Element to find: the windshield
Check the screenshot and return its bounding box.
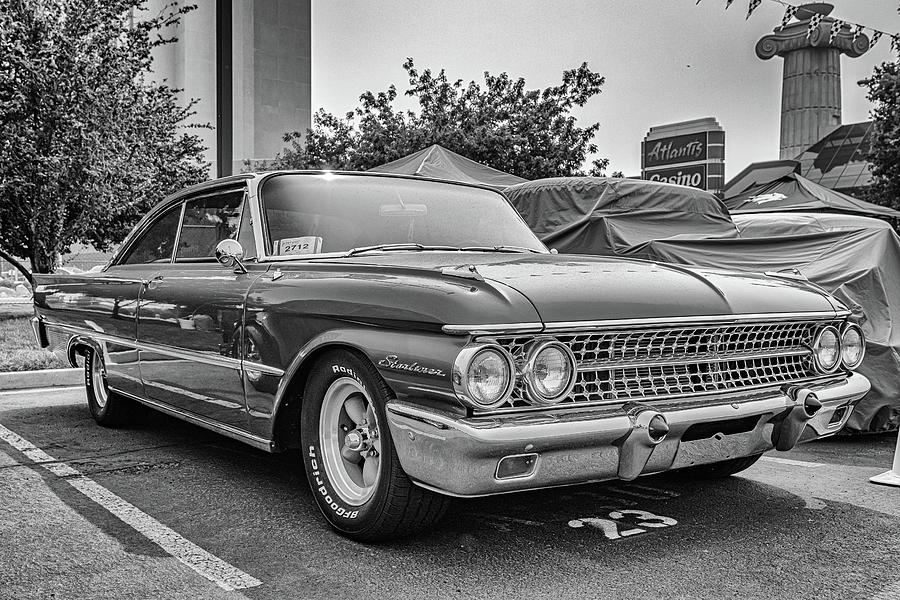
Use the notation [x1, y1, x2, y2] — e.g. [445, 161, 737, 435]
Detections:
[259, 173, 547, 256]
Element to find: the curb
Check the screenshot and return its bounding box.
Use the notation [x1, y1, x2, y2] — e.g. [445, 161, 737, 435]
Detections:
[0, 368, 82, 391]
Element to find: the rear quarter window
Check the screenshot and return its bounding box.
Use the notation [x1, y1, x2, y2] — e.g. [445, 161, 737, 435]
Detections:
[120, 205, 182, 265]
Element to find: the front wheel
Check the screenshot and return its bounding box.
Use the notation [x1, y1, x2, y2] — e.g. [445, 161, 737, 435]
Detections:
[300, 350, 449, 541]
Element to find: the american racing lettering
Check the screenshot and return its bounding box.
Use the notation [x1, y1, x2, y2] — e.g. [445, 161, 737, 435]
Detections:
[378, 354, 446, 377]
[331, 365, 365, 388]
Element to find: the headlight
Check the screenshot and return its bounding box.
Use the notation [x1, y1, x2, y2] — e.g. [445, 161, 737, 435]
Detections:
[812, 326, 841, 373]
[524, 340, 576, 405]
[453, 345, 514, 409]
[840, 323, 865, 370]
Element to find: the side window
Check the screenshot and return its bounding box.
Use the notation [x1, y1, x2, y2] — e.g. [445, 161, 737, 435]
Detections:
[120, 205, 182, 265]
[175, 191, 243, 262]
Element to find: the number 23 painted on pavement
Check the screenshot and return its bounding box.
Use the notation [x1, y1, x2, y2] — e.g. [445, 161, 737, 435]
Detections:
[568, 509, 677, 539]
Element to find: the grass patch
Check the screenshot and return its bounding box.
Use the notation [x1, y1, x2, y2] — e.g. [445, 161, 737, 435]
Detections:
[0, 311, 69, 372]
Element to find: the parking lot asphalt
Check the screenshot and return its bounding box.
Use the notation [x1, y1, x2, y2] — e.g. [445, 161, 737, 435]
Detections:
[1, 387, 898, 600]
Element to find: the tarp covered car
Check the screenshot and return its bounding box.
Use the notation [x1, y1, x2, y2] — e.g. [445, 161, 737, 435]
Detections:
[506, 177, 738, 255]
[506, 178, 900, 433]
[724, 172, 900, 219]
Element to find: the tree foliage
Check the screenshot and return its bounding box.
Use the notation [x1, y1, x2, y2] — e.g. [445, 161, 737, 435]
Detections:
[0, 0, 209, 275]
[861, 54, 900, 210]
[266, 59, 612, 180]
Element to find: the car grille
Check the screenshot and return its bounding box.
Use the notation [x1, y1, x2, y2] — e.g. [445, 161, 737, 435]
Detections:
[489, 320, 837, 412]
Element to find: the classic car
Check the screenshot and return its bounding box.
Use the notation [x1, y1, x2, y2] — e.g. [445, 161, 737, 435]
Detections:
[31, 171, 871, 541]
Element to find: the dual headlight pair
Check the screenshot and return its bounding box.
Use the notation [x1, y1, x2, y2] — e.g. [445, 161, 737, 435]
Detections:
[812, 323, 865, 373]
[453, 339, 576, 410]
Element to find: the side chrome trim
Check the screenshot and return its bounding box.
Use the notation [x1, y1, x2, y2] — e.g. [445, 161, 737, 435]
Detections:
[113, 388, 274, 452]
[442, 322, 544, 335]
[241, 361, 286, 376]
[443, 311, 849, 335]
[43, 321, 286, 377]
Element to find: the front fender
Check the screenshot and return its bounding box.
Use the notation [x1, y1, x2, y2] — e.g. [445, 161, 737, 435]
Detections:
[273, 327, 468, 415]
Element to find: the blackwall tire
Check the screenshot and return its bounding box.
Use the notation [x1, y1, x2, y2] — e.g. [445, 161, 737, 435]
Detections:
[83, 346, 141, 427]
[300, 350, 450, 541]
[681, 453, 764, 479]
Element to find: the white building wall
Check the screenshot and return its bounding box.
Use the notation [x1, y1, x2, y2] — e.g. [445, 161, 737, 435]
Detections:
[141, 0, 311, 177]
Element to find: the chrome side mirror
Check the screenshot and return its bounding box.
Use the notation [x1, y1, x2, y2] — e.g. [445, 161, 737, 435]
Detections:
[215, 239, 247, 274]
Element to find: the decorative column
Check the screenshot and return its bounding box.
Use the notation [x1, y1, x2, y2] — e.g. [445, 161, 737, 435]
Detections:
[756, 3, 870, 159]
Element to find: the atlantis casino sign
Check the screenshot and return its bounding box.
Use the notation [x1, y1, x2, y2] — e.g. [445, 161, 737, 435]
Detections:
[641, 123, 724, 194]
[643, 132, 708, 168]
[646, 164, 706, 188]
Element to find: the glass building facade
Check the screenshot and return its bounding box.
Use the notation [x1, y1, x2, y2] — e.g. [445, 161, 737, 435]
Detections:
[793, 121, 874, 198]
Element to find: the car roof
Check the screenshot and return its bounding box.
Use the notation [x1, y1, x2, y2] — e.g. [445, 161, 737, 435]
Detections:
[162, 170, 504, 205]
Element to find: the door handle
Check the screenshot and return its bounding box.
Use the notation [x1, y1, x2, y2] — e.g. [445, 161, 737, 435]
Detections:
[144, 274, 164, 290]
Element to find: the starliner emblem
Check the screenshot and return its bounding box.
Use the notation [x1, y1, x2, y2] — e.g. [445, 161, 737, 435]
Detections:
[378, 355, 446, 377]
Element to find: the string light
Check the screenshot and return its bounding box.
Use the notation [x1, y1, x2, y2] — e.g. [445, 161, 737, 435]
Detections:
[699, 0, 900, 44]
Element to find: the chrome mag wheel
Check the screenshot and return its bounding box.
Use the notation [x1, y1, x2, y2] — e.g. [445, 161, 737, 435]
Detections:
[319, 377, 383, 506]
[89, 348, 110, 408]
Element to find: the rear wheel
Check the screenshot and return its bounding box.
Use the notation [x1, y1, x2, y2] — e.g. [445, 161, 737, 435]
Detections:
[300, 350, 450, 541]
[83, 346, 141, 427]
[681, 453, 764, 479]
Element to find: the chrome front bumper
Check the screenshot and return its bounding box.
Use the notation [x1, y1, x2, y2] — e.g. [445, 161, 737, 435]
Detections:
[385, 373, 870, 497]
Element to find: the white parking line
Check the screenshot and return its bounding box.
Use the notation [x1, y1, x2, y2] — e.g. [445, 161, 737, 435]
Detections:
[0, 423, 261, 592]
[0, 386, 83, 396]
[759, 456, 824, 468]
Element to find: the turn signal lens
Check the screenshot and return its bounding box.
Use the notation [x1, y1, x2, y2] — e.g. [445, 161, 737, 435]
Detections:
[840, 324, 865, 370]
[466, 348, 512, 407]
[813, 326, 841, 373]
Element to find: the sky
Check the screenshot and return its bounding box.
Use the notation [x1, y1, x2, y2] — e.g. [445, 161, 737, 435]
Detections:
[310, 0, 900, 181]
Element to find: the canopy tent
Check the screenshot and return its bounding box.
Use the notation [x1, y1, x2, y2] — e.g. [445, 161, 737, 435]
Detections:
[724, 172, 900, 219]
[505, 177, 737, 255]
[368, 145, 527, 190]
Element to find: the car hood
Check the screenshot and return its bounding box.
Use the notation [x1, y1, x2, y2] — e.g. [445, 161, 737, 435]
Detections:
[335, 252, 840, 324]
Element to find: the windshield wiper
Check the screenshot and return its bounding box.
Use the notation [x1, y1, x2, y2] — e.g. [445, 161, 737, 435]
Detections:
[458, 245, 544, 254]
[343, 243, 544, 257]
[344, 243, 459, 257]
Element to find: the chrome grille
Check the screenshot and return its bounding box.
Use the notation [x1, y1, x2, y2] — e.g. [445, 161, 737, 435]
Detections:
[493, 320, 836, 412]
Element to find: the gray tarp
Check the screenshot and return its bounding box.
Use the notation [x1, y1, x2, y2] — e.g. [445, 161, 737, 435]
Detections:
[368, 145, 527, 190]
[725, 172, 900, 219]
[506, 177, 737, 255]
[506, 177, 900, 433]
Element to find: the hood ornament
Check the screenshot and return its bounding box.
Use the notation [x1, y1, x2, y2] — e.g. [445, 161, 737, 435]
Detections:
[765, 268, 808, 281]
[440, 264, 484, 282]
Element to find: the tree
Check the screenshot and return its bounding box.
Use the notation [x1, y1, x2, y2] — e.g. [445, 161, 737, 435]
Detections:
[861, 53, 900, 210]
[0, 0, 209, 277]
[266, 59, 612, 180]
